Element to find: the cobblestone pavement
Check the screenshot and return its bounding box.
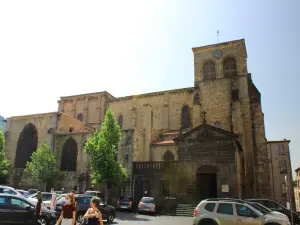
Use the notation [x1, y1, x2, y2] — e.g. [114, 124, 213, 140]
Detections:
[113, 211, 193, 225]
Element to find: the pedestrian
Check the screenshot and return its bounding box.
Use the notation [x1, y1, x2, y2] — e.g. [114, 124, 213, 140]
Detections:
[83, 197, 104, 225]
[55, 193, 76, 225]
[50, 188, 57, 211]
[35, 191, 43, 225]
[71, 190, 77, 208]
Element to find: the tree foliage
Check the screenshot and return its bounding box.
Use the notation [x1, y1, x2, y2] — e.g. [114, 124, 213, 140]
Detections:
[24, 142, 59, 187]
[85, 108, 128, 187]
[0, 131, 9, 184]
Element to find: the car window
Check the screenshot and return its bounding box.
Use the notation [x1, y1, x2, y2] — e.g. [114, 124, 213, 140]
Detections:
[248, 203, 269, 214]
[57, 197, 67, 204]
[265, 201, 282, 210]
[78, 197, 92, 205]
[0, 196, 8, 205]
[42, 194, 52, 201]
[120, 197, 132, 201]
[11, 198, 31, 208]
[217, 203, 233, 215]
[204, 203, 216, 212]
[3, 188, 15, 195]
[141, 198, 154, 203]
[236, 204, 256, 217]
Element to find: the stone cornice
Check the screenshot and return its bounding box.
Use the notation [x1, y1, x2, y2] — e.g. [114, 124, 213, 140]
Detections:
[108, 87, 194, 103]
[8, 112, 57, 120]
[192, 39, 245, 53]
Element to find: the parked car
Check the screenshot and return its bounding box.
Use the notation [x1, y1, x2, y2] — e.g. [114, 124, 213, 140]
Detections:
[0, 193, 56, 225]
[27, 192, 53, 206]
[84, 190, 104, 199]
[193, 199, 290, 225]
[0, 185, 24, 198]
[115, 196, 138, 211]
[28, 189, 38, 195]
[138, 197, 159, 215]
[246, 198, 300, 224]
[54, 194, 116, 223]
[16, 189, 31, 198]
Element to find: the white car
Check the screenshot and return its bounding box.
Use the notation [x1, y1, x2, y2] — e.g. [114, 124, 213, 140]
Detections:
[0, 185, 25, 198]
[27, 192, 53, 206]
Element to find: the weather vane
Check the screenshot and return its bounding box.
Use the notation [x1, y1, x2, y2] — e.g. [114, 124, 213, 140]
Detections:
[217, 30, 220, 43]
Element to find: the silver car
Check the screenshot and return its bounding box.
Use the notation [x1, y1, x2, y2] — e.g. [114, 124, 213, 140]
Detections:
[138, 197, 156, 214]
[193, 199, 290, 225]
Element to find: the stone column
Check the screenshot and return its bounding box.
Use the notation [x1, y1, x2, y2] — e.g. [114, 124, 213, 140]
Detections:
[163, 93, 169, 130]
[83, 97, 88, 123]
[143, 105, 152, 161]
[72, 99, 76, 118]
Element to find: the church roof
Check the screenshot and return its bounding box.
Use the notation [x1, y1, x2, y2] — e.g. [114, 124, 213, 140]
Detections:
[173, 123, 238, 143]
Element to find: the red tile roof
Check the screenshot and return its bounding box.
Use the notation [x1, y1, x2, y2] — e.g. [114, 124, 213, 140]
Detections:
[151, 140, 175, 146]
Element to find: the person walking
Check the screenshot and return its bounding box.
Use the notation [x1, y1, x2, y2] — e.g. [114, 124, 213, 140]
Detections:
[35, 191, 43, 225]
[71, 190, 77, 208]
[55, 193, 76, 225]
[83, 197, 104, 225]
[50, 188, 57, 211]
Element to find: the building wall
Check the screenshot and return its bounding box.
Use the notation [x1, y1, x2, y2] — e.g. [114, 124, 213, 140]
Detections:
[4, 112, 57, 165]
[267, 140, 294, 208]
[150, 145, 178, 161]
[294, 169, 300, 212]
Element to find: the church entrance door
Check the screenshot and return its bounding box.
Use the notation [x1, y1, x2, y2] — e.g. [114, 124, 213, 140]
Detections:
[196, 166, 218, 202]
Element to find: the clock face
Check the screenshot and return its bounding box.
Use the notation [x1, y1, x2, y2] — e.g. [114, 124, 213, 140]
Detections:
[213, 49, 223, 59]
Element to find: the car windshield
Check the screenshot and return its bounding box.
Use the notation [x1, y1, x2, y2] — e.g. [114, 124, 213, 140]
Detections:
[248, 203, 269, 215]
[141, 198, 154, 203]
[120, 197, 132, 201]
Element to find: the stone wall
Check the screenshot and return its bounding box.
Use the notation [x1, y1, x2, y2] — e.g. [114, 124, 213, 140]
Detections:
[150, 145, 178, 161]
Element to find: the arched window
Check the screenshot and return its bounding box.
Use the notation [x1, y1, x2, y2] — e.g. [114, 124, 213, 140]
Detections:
[203, 60, 216, 80]
[181, 105, 190, 129]
[15, 123, 38, 168]
[223, 57, 237, 77]
[77, 113, 83, 121]
[162, 151, 174, 161]
[193, 92, 200, 105]
[61, 137, 78, 171]
[69, 127, 74, 132]
[118, 115, 123, 129]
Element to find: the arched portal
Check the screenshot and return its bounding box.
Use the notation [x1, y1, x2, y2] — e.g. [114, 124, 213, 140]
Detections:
[196, 165, 218, 201]
[61, 137, 78, 171]
[162, 151, 174, 161]
[15, 123, 38, 168]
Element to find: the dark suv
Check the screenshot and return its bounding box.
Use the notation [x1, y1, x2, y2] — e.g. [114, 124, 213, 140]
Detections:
[55, 194, 116, 223]
[0, 194, 55, 225]
[246, 199, 300, 224]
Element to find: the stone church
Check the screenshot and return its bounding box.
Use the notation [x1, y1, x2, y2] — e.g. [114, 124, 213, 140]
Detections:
[4, 39, 271, 203]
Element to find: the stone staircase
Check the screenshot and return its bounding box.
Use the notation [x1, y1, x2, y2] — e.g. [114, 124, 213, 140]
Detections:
[167, 204, 197, 217]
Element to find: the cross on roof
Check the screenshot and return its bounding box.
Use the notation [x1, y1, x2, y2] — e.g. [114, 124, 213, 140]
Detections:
[202, 111, 207, 124]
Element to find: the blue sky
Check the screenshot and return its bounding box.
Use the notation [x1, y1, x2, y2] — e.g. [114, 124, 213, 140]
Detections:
[0, 1, 299, 172]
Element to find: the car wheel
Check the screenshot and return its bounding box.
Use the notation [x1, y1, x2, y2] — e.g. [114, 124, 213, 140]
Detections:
[77, 213, 84, 223]
[38, 217, 48, 225]
[107, 213, 115, 223]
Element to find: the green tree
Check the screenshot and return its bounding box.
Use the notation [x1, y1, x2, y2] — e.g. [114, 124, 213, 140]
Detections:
[85, 108, 128, 199]
[24, 142, 59, 190]
[0, 131, 10, 184]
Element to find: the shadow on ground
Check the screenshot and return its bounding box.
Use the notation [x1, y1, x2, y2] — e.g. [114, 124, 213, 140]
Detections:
[116, 211, 153, 222]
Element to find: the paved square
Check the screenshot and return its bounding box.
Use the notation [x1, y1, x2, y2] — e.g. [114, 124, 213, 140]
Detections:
[114, 212, 193, 225]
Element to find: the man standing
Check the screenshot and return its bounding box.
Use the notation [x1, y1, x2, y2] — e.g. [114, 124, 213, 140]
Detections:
[50, 188, 57, 211]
